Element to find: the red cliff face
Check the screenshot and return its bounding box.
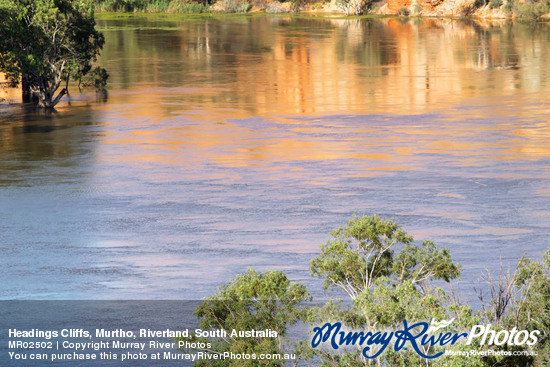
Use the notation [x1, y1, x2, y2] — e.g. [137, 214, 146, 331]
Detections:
[387, 0, 412, 10]
[387, 0, 443, 12]
[419, 0, 444, 11]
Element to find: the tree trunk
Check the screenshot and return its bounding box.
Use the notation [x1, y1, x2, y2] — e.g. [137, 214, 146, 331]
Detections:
[22, 75, 32, 103]
[25, 64, 68, 108]
[36, 88, 66, 108]
[33, 75, 66, 108]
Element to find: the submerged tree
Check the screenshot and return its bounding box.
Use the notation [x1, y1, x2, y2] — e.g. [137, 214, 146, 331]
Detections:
[0, 0, 105, 108]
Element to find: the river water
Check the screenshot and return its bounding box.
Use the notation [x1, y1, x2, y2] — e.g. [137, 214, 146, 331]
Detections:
[1, 15, 549, 301]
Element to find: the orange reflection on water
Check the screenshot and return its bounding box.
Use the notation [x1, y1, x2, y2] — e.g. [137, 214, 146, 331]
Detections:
[4, 17, 550, 172]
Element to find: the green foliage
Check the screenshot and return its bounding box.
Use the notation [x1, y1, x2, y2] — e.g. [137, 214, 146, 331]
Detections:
[89, 0, 550, 17]
[361, 280, 448, 325]
[146, 0, 172, 12]
[216, 0, 251, 12]
[94, 0, 147, 12]
[178, 269, 310, 366]
[457, 2, 477, 16]
[93, 0, 210, 13]
[474, 0, 487, 7]
[514, 0, 550, 21]
[290, 0, 305, 12]
[305, 217, 548, 365]
[80, 66, 109, 90]
[304, 215, 464, 364]
[0, 0, 105, 107]
[185, 216, 549, 366]
[168, 1, 209, 12]
[506, 250, 550, 365]
[503, 0, 514, 13]
[441, 248, 549, 367]
[310, 215, 459, 299]
[310, 215, 411, 294]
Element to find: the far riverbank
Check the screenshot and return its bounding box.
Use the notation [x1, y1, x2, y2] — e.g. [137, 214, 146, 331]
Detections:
[93, 0, 550, 20]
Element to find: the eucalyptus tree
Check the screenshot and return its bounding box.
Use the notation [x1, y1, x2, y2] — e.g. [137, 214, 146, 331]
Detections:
[178, 269, 311, 366]
[305, 215, 463, 365]
[181, 216, 548, 366]
[0, 0, 105, 108]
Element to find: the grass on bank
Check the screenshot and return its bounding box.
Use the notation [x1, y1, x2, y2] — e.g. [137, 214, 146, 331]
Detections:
[93, 0, 266, 13]
[94, 0, 210, 13]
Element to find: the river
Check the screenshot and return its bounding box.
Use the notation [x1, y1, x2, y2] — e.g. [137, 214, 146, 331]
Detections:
[1, 14, 549, 301]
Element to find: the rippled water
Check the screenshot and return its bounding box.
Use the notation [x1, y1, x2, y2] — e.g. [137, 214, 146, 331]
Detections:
[1, 15, 549, 300]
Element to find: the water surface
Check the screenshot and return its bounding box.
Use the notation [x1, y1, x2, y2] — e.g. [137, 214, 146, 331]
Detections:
[1, 15, 549, 300]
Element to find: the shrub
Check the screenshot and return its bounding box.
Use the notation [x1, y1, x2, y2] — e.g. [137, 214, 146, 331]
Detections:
[336, 0, 369, 15]
[217, 0, 251, 12]
[266, 2, 286, 12]
[93, 0, 210, 12]
[312, 2, 324, 9]
[176, 269, 310, 362]
[251, 0, 269, 11]
[291, 0, 305, 11]
[87, 67, 109, 90]
[514, 0, 550, 21]
[397, 5, 410, 15]
[168, 1, 209, 12]
[145, 0, 172, 12]
[504, 0, 513, 13]
[95, 0, 148, 12]
[489, 0, 503, 8]
[457, 1, 477, 16]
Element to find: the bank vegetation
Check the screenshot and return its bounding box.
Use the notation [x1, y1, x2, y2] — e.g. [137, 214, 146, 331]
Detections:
[182, 215, 549, 366]
[92, 0, 550, 19]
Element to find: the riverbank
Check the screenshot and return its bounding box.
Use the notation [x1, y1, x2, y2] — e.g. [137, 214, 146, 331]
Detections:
[93, 0, 550, 20]
[0, 74, 20, 104]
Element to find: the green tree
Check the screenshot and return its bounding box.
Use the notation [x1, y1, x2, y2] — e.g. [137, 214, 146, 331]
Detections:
[476, 248, 550, 367]
[305, 216, 548, 366]
[0, 0, 105, 108]
[183, 216, 548, 366]
[304, 215, 464, 365]
[310, 215, 460, 300]
[178, 269, 311, 366]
